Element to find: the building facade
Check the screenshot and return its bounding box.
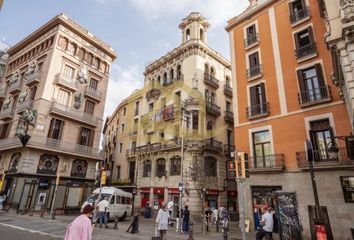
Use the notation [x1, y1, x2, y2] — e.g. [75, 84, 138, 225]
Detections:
[226, 0, 354, 239]
[104, 12, 236, 218]
[0, 14, 116, 214]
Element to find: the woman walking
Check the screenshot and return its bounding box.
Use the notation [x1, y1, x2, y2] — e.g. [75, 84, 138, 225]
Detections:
[64, 204, 94, 240]
[156, 202, 170, 240]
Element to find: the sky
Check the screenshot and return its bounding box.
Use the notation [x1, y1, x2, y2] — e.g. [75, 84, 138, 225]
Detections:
[0, 0, 249, 119]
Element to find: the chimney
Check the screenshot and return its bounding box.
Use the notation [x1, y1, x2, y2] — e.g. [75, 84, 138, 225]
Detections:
[249, 0, 257, 6]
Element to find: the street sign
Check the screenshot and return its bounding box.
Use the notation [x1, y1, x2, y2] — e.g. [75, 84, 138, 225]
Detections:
[178, 182, 183, 191]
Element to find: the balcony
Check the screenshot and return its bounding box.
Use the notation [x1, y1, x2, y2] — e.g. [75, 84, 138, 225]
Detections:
[16, 100, 33, 113]
[224, 110, 234, 124]
[0, 137, 21, 151]
[204, 138, 223, 152]
[224, 144, 235, 156]
[295, 42, 317, 60]
[129, 128, 138, 136]
[246, 65, 263, 80]
[296, 147, 354, 169]
[0, 108, 15, 120]
[0, 88, 6, 99]
[55, 74, 78, 91]
[204, 73, 219, 88]
[298, 85, 331, 107]
[224, 84, 233, 97]
[146, 88, 161, 101]
[126, 149, 137, 157]
[290, 7, 310, 24]
[244, 33, 260, 48]
[206, 102, 221, 117]
[246, 102, 269, 119]
[50, 102, 99, 127]
[26, 71, 41, 86]
[8, 80, 23, 94]
[84, 86, 103, 102]
[135, 139, 181, 155]
[249, 154, 285, 172]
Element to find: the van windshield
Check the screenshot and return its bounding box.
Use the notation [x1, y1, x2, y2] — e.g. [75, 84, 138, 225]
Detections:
[87, 194, 111, 203]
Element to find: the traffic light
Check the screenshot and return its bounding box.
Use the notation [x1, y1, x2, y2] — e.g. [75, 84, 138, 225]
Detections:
[227, 160, 236, 179]
[238, 152, 250, 178]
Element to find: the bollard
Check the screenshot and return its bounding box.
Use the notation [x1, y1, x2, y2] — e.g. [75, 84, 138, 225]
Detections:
[188, 222, 194, 240]
[223, 226, 228, 240]
[51, 208, 56, 219]
[114, 216, 119, 229]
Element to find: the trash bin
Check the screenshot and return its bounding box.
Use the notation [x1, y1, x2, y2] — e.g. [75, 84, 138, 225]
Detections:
[144, 207, 151, 218]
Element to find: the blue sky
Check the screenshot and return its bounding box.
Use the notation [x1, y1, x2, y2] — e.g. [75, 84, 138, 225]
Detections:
[0, 0, 248, 118]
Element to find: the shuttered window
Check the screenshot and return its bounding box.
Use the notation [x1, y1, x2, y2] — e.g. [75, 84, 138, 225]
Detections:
[0, 123, 10, 139]
[249, 83, 267, 117]
[48, 118, 64, 140]
[78, 127, 94, 147]
[84, 100, 95, 115]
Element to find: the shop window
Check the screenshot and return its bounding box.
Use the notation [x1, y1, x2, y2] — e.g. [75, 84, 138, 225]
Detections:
[143, 160, 152, 177]
[170, 156, 181, 176]
[156, 158, 166, 178]
[47, 118, 64, 140]
[71, 159, 88, 178]
[340, 176, 354, 203]
[37, 154, 59, 175]
[205, 156, 217, 177]
[294, 27, 317, 59]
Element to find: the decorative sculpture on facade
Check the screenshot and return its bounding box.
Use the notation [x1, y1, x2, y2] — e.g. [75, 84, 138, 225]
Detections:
[74, 93, 83, 109]
[8, 152, 21, 173]
[15, 108, 38, 137]
[77, 67, 89, 84]
[18, 88, 29, 104]
[2, 96, 12, 109]
[25, 62, 36, 77]
[9, 72, 19, 86]
[340, 0, 354, 23]
[71, 159, 88, 178]
[37, 154, 59, 175]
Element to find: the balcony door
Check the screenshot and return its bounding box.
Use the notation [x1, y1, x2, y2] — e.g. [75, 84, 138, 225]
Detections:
[309, 119, 334, 161]
[250, 83, 266, 116]
[62, 65, 74, 82]
[253, 130, 272, 167]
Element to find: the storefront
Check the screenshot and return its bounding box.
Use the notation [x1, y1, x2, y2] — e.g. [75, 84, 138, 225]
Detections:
[153, 187, 164, 209]
[205, 189, 219, 209]
[140, 187, 150, 208]
[168, 188, 180, 218]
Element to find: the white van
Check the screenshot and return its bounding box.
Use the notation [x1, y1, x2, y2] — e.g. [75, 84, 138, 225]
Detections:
[81, 187, 133, 221]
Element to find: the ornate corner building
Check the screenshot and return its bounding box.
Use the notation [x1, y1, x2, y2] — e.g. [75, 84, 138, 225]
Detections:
[226, 0, 353, 239]
[0, 14, 116, 213]
[104, 12, 236, 217]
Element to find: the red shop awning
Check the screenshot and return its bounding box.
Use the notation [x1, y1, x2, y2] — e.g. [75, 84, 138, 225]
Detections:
[140, 187, 150, 193]
[153, 188, 164, 194]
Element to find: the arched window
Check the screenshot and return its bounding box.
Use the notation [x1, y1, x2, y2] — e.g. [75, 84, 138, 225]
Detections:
[200, 28, 204, 41]
[186, 29, 191, 41]
[204, 64, 209, 76]
[163, 72, 167, 85]
[225, 76, 231, 87]
[170, 156, 181, 176]
[143, 160, 152, 177]
[205, 156, 217, 177]
[157, 76, 161, 85]
[71, 159, 88, 178]
[177, 65, 182, 80]
[170, 69, 174, 82]
[156, 158, 166, 178]
[205, 90, 210, 103]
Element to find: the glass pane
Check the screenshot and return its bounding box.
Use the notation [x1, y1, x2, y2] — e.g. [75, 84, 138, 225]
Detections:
[253, 131, 270, 144]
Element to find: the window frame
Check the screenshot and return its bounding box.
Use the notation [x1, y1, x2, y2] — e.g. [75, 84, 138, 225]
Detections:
[340, 176, 354, 203]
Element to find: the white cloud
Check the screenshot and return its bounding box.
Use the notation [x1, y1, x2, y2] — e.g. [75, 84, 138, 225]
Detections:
[125, 0, 248, 27]
[103, 63, 143, 119]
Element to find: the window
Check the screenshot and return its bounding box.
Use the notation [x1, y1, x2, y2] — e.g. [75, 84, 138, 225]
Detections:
[200, 28, 204, 41]
[57, 89, 70, 106]
[226, 101, 231, 111]
[48, 118, 64, 140]
[252, 130, 273, 167]
[121, 124, 125, 133]
[294, 27, 316, 59]
[61, 65, 74, 82]
[245, 24, 258, 47]
[143, 160, 152, 177]
[89, 78, 98, 90]
[160, 132, 164, 141]
[149, 103, 154, 112]
[132, 141, 137, 152]
[110, 195, 115, 204]
[78, 127, 93, 147]
[289, 0, 309, 24]
[156, 158, 166, 178]
[205, 156, 217, 177]
[177, 65, 182, 80]
[192, 110, 199, 130]
[135, 101, 139, 116]
[248, 83, 268, 117]
[225, 76, 231, 87]
[297, 64, 328, 105]
[341, 177, 354, 203]
[29, 86, 37, 100]
[123, 107, 126, 116]
[309, 119, 334, 161]
[170, 156, 181, 176]
[84, 100, 95, 115]
[119, 143, 123, 153]
[129, 161, 135, 183]
[247, 52, 261, 78]
[116, 166, 121, 180]
[186, 29, 190, 41]
[0, 123, 10, 139]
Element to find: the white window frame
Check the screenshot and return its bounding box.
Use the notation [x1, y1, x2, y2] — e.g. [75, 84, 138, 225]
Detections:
[248, 125, 275, 159]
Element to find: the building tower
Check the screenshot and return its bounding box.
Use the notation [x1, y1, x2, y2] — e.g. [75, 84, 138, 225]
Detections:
[179, 12, 210, 44]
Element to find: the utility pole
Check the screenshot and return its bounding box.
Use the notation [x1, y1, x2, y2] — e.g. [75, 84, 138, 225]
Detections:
[236, 152, 249, 240]
[50, 174, 60, 218]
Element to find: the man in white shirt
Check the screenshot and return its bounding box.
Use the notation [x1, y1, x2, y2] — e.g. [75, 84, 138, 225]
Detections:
[97, 197, 109, 228]
[256, 206, 274, 240]
[156, 202, 170, 240]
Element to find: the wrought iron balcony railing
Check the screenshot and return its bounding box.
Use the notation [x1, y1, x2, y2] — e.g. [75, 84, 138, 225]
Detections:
[204, 138, 223, 152]
[206, 102, 221, 116]
[55, 74, 78, 91]
[246, 64, 263, 79]
[224, 84, 233, 97]
[249, 154, 285, 170]
[224, 110, 234, 124]
[244, 33, 260, 48]
[295, 42, 317, 59]
[246, 102, 269, 119]
[298, 85, 331, 106]
[289, 7, 310, 24]
[204, 73, 219, 88]
[84, 86, 103, 102]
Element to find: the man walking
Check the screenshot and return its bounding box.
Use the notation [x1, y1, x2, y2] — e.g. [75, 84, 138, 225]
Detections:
[182, 205, 190, 233]
[96, 197, 109, 228]
[156, 201, 170, 240]
[256, 206, 274, 240]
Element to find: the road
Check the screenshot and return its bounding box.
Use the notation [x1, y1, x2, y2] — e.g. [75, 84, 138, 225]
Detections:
[0, 224, 61, 240]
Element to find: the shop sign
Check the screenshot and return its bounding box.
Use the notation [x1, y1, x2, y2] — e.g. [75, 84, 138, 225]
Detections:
[153, 188, 164, 194]
[206, 189, 219, 195]
[140, 187, 150, 193]
[168, 188, 180, 194]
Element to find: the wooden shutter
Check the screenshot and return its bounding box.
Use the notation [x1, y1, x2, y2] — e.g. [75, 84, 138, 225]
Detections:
[294, 32, 300, 49]
[260, 83, 267, 104]
[297, 69, 306, 102]
[48, 118, 54, 138]
[308, 26, 315, 43]
[315, 64, 325, 87]
[250, 86, 257, 106]
[58, 121, 64, 140]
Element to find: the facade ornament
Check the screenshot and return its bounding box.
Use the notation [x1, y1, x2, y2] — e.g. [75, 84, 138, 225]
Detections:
[37, 154, 59, 175]
[192, 72, 198, 89]
[2, 96, 12, 109]
[74, 93, 83, 109]
[9, 72, 19, 86]
[18, 88, 29, 104]
[71, 159, 88, 178]
[345, 29, 354, 43]
[25, 62, 36, 77]
[77, 67, 89, 84]
[340, 0, 354, 23]
[15, 108, 38, 137]
[8, 152, 21, 173]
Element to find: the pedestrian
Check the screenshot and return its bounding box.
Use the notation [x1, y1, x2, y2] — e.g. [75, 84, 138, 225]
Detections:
[127, 209, 140, 234]
[204, 207, 212, 232]
[64, 204, 94, 240]
[256, 206, 274, 240]
[182, 205, 190, 233]
[96, 196, 109, 228]
[212, 207, 218, 225]
[167, 199, 173, 225]
[156, 201, 170, 240]
[221, 207, 229, 231]
[175, 204, 180, 232]
[0, 192, 6, 211]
